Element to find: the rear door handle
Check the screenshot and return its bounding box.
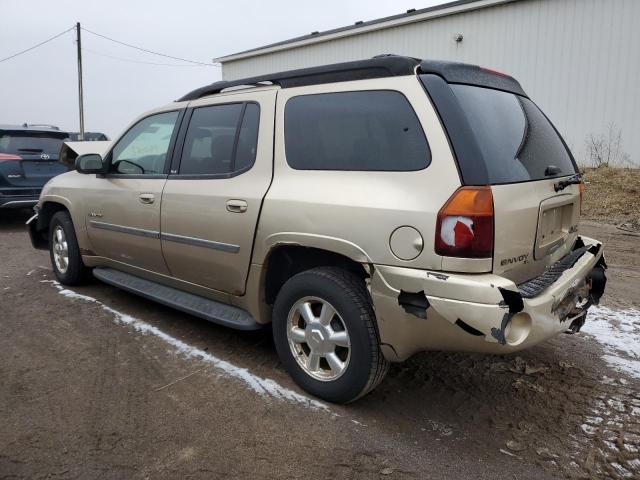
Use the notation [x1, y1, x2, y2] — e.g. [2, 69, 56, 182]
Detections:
[139, 193, 155, 204]
[226, 199, 247, 213]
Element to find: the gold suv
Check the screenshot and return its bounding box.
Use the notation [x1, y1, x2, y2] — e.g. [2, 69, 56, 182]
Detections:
[28, 56, 607, 403]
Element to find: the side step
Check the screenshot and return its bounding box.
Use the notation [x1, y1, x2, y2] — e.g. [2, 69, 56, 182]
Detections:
[93, 267, 262, 331]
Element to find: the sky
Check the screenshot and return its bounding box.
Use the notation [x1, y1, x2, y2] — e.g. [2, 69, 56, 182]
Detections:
[0, 0, 445, 138]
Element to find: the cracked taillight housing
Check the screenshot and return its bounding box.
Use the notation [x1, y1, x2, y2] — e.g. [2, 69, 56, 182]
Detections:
[435, 186, 494, 258]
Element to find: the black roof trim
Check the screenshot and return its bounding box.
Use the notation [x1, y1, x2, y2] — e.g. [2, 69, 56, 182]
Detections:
[178, 55, 420, 101]
[419, 60, 526, 96]
[217, 0, 488, 60]
[178, 56, 528, 102]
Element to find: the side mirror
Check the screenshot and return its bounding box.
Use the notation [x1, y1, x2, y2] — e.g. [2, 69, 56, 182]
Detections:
[75, 154, 105, 174]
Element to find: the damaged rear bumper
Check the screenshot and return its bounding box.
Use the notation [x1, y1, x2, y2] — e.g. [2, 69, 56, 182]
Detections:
[370, 236, 606, 362]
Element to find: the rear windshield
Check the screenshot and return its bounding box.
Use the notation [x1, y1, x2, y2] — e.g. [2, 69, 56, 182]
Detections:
[0, 131, 69, 156]
[449, 84, 576, 184]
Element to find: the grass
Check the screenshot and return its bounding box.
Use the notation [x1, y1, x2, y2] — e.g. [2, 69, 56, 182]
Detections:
[580, 165, 640, 229]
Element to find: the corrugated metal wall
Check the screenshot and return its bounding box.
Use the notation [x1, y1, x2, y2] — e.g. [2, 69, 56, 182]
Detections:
[221, 0, 640, 166]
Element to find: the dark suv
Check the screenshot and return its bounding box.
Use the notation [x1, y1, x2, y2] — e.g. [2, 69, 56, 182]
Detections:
[0, 124, 70, 209]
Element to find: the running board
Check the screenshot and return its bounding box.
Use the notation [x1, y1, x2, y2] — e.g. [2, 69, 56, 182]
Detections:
[93, 267, 262, 331]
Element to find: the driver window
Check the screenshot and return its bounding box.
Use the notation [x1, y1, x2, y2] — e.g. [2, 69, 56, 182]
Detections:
[110, 111, 179, 175]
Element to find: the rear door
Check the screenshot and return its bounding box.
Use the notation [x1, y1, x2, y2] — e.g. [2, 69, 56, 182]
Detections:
[0, 130, 69, 188]
[85, 110, 181, 274]
[422, 76, 581, 284]
[160, 89, 276, 295]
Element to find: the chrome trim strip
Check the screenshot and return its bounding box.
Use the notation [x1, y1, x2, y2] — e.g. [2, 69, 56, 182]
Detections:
[26, 213, 38, 225]
[89, 221, 160, 239]
[0, 200, 38, 208]
[161, 232, 240, 253]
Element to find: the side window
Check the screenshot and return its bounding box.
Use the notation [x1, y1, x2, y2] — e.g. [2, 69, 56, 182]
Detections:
[284, 91, 430, 171]
[110, 111, 179, 175]
[179, 102, 260, 175]
[235, 104, 260, 171]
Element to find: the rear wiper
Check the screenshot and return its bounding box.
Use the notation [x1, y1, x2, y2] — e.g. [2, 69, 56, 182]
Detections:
[18, 148, 43, 153]
[554, 173, 582, 192]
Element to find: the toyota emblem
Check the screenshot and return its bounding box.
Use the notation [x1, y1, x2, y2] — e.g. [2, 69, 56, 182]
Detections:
[40, 153, 50, 160]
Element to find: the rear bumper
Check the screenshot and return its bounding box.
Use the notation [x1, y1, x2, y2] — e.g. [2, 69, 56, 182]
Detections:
[0, 196, 39, 209]
[370, 236, 606, 361]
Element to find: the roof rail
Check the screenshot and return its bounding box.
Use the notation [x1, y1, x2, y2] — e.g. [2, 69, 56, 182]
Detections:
[178, 55, 526, 102]
[178, 55, 420, 101]
[21, 123, 60, 130]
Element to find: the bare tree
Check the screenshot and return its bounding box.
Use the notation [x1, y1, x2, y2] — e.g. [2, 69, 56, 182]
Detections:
[585, 123, 634, 168]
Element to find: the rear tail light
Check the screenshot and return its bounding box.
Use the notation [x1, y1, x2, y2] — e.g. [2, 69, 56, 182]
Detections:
[579, 182, 585, 215]
[0, 153, 22, 162]
[435, 186, 494, 258]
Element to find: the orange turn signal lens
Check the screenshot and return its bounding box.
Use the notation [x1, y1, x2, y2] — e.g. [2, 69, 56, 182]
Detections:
[438, 185, 494, 216]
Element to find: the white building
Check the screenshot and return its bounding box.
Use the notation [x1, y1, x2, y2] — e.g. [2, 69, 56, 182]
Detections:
[216, 0, 639, 166]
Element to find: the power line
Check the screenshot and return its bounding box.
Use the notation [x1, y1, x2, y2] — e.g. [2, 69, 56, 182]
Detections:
[82, 47, 217, 67]
[81, 26, 216, 66]
[0, 26, 75, 63]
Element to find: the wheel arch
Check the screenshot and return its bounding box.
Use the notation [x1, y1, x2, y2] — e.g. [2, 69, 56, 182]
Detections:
[262, 243, 371, 306]
[37, 200, 70, 231]
[35, 198, 92, 255]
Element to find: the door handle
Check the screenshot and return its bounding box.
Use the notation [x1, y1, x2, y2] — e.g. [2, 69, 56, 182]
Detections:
[226, 199, 247, 213]
[139, 193, 155, 204]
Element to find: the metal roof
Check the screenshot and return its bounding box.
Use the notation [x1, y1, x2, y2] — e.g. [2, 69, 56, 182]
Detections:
[215, 0, 516, 63]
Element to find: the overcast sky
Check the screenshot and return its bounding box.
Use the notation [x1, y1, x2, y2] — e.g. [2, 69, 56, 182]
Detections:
[1, 0, 445, 138]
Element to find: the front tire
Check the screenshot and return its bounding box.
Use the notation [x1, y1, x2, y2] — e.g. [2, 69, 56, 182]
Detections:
[49, 210, 90, 285]
[272, 267, 389, 403]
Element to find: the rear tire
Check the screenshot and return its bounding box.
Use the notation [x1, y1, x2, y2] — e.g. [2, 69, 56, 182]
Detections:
[49, 210, 90, 285]
[272, 267, 389, 403]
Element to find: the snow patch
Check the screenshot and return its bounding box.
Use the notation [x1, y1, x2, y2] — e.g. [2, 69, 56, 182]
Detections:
[41, 280, 329, 412]
[582, 305, 640, 379]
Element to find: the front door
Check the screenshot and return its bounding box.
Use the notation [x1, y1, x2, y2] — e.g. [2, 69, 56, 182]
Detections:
[160, 90, 275, 295]
[85, 110, 181, 274]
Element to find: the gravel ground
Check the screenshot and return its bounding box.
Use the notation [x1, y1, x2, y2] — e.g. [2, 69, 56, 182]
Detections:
[1, 209, 638, 479]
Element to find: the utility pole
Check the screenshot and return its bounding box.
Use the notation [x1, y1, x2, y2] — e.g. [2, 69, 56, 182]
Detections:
[76, 22, 85, 141]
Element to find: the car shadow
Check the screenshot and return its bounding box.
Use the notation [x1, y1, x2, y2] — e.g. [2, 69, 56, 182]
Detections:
[0, 208, 33, 233]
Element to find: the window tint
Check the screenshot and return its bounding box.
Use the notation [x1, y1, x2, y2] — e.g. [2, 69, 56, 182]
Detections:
[0, 131, 69, 156]
[235, 104, 260, 171]
[449, 84, 576, 183]
[111, 111, 179, 175]
[179, 103, 260, 175]
[284, 91, 430, 171]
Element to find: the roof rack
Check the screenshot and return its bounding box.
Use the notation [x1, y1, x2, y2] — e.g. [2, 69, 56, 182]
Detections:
[21, 123, 60, 130]
[178, 54, 526, 102]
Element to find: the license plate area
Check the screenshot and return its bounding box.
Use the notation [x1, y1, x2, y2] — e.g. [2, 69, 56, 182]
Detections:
[23, 161, 65, 177]
[535, 196, 578, 260]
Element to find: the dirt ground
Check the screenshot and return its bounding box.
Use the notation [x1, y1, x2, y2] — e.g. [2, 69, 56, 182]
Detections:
[1, 208, 639, 479]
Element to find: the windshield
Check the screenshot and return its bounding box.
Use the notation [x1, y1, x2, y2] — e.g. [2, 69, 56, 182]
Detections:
[449, 84, 576, 184]
[0, 131, 69, 156]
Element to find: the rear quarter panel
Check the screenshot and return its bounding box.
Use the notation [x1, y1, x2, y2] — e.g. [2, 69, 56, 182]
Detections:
[254, 76, 465, 271]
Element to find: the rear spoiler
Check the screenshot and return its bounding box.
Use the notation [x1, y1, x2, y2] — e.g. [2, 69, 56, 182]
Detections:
[59, 140, 111, 167]
[419, 60, 527, 97]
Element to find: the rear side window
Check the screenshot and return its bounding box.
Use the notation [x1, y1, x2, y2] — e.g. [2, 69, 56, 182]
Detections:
[0, 131, 69, 156]
[284, 91, 430, 171]
[179, 102, 260, 176]
[449, 84, 576, 183]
